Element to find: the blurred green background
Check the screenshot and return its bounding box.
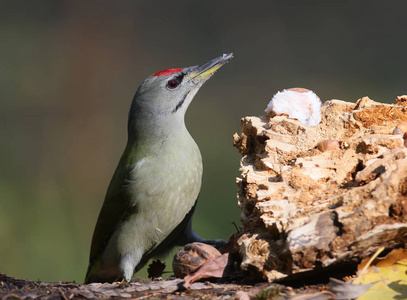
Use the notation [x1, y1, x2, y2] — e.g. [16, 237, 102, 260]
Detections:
[1, 1, 406, 283]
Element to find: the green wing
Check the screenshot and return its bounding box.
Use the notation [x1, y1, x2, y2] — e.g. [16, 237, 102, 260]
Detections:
[88, 147, 138, 266]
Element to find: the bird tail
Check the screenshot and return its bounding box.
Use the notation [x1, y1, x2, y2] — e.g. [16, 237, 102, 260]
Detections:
[84, 262, 94, 284]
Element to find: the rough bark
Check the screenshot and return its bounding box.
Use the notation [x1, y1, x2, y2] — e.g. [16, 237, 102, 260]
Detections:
[233, 96, 407, 282]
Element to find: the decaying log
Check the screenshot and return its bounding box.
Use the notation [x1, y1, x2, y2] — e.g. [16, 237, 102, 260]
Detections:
[233, 96, 407, 282]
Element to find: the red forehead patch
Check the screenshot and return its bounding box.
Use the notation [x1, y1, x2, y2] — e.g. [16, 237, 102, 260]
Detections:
[151, 68, 182, 77]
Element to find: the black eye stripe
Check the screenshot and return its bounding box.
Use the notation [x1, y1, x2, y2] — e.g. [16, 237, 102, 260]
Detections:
[172, 92, 188, 113]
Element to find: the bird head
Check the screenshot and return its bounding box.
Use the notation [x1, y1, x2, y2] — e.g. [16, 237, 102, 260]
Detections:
[128, 53, 233, 135]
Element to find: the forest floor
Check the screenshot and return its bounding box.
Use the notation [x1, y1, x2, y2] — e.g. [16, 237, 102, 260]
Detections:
[0, 273, 331, 300]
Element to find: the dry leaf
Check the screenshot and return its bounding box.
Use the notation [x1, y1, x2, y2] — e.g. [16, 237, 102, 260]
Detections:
[328, 277, 376, 299]
[352, 249, 407, 300]
[147, 260, 166, 279]
[358, 248, 407, 271]
[182, 253, 232, 288]
[172, 242, 221, 278]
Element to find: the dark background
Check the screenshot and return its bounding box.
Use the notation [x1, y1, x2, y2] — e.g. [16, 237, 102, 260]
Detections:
[1, 1, 406, 282]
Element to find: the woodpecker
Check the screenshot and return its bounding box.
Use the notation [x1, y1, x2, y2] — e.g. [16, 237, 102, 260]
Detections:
[85, 53, 233, 283]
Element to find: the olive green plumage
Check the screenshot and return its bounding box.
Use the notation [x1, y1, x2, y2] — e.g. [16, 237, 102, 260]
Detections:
[85, 54, 233, 283]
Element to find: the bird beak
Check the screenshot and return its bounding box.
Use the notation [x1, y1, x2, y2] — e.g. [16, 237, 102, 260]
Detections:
[189, 53, 234, 80]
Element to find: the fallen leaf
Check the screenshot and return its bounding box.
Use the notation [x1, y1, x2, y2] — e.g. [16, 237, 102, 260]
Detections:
[172, 242, 221, 278]
[358, 248, 407, 271]
[328, 277, 376, 299]
[348, 248, 407, 299]
[353, 259, 407, 299]
[182, 253, 232, 288]
[147, 260, 166, 279]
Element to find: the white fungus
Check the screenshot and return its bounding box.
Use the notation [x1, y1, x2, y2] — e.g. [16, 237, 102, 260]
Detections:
[265, 88, 322, 127]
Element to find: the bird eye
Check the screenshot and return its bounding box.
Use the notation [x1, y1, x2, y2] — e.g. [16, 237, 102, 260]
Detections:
[167, 79, 179, 89]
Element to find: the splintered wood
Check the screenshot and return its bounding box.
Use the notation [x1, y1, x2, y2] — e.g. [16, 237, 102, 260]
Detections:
[233, 96, 407, 282]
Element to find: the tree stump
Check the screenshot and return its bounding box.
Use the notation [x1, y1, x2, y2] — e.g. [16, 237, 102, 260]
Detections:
[233, 96, 407, 282]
